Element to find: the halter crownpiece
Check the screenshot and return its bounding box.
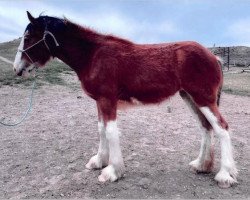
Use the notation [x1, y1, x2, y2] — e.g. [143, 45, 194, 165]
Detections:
[44, 31, 59, 47]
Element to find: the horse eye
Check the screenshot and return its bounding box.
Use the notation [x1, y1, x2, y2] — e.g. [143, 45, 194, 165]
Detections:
[24, 37, 30, 42]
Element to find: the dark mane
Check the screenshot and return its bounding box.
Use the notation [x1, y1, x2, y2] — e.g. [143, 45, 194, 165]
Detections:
[104, 35, 134, 45]
[35, 15, 133, 46]
[64, 19, 104, 42]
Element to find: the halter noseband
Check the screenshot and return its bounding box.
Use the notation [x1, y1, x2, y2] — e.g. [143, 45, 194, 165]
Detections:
[18, 30, 59, 64]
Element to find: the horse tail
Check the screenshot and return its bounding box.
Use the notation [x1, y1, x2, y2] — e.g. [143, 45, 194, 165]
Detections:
[216, 56, 223, 71]
[216, 56, 223, 106]
[217, 85, 222, 106]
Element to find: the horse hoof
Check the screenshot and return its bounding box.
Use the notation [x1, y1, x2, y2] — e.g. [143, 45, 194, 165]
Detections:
[85, 155, 102, 170]
[189, 159, 213, 173]
[189, 159, 202, 173]
[218, 181, 231, 189]
[215, 169, 237, 189]
[98, 165, 118, 182]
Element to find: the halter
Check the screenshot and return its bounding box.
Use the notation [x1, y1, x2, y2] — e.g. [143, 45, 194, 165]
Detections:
[18, 30, 60, 64]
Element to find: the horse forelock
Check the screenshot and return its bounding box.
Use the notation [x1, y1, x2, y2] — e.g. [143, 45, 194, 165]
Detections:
[25, 15, 66, 35]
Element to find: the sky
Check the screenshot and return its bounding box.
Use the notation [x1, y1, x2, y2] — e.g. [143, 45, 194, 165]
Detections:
[0, 0, 250, 47]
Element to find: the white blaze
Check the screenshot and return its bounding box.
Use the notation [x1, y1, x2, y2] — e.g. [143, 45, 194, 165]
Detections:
[13, 35, 25, 71]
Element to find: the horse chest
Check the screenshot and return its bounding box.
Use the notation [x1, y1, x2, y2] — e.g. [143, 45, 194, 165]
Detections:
[80, 80, 98, 99]
[80, 77, 113, 100]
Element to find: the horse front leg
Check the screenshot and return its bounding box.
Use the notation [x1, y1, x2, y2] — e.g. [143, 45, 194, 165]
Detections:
[97, 98, 125, 182]
[86, 102, 109, 169]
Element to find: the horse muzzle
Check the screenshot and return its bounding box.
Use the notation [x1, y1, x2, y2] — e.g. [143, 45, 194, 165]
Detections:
[16, 68, 24, 76]
[13, 60, 31, 77]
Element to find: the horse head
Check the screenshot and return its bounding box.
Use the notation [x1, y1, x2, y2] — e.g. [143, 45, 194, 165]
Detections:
[13, 11, 64, 77]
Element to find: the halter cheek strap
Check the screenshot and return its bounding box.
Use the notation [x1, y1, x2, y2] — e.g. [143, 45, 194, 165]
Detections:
[43, 30, 59, 57]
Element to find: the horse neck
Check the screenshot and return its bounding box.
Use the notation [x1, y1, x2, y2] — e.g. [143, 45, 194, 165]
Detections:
[55, 28, 102, 75]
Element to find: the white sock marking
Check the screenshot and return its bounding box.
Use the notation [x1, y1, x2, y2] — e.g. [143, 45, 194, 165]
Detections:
[106, 120, 123, 165]
[182, 98, 213, 169]
[96, 120, 124, 182]
[197, 129, 213, 162]
[97, 120, 109, 160]
[199, 106, 237, 184]
[86, 120, 109, 169]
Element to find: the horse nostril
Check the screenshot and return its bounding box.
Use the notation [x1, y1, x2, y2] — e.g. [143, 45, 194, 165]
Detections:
[17, 72, 22, 76]
[17, 69, 24, 76]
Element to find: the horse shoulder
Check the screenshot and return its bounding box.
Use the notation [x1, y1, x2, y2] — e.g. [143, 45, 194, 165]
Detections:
[81, 45, 124, 99]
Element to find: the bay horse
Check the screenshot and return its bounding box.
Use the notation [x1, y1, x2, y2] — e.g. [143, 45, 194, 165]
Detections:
[13, 11, 237, 188]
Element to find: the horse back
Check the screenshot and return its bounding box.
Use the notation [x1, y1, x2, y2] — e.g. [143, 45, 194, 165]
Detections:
[82, 40, 221, 105]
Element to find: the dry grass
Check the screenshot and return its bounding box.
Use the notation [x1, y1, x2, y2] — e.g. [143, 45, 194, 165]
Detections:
[223, 69, 250, 96]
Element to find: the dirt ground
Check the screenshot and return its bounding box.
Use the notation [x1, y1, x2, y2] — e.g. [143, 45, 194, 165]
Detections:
[0, 78, 249, 199]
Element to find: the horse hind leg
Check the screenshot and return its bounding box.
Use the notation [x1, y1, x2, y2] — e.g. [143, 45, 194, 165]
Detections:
[199, 105, 237, 188]
[180, 91, 214, 173]
[183, 88, 238, 188]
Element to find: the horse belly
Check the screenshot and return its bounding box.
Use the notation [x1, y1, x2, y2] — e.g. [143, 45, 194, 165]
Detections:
[118, 80, 179, 109]
[128, 72, 180, 104]
[117, 98, 143, 110]
[135, 86, 178, 104]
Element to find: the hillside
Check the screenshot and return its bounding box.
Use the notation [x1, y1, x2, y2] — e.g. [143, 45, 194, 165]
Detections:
[0, 38, 73, 87]
[209, 46, 250, 67]
[0, 38, 21, 61]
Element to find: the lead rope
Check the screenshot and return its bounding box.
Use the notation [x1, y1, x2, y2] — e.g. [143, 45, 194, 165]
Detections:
[0, 78, 36, 127]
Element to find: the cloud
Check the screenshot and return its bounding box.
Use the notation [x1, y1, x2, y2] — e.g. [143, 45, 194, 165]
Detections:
[0, 1, 179, 43]
[227, 19, 250, 46]
[0, 1, 56, 41]
[75, 12, 179, 44]
[1, 0, 250, 46]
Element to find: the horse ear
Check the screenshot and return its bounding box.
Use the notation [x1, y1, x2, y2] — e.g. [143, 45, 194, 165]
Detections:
[27, 11, 36, 24]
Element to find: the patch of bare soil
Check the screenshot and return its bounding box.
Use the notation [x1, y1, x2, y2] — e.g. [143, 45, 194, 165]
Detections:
[0, 82, 249, 199]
